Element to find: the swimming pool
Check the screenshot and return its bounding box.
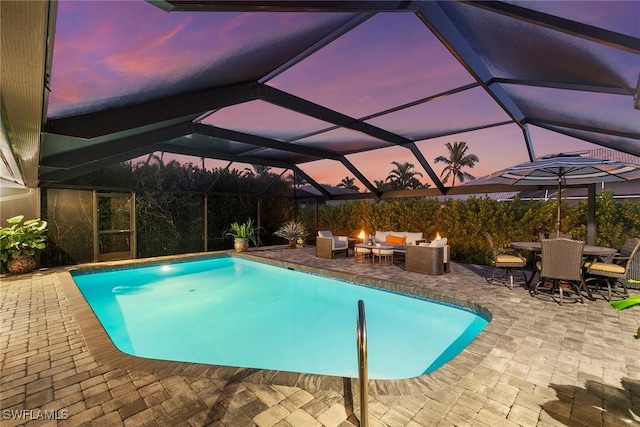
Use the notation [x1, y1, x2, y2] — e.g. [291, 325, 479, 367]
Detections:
[71, 256, 488, 380]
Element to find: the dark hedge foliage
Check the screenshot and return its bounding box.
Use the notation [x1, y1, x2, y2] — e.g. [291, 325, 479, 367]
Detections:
[298, 191, 640, 265]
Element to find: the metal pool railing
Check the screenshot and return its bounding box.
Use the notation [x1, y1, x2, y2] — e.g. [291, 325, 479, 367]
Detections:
[357, 299, 369, 427]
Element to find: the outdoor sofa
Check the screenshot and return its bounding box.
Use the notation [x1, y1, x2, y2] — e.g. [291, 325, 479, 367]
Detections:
[374, 231, 450, 273]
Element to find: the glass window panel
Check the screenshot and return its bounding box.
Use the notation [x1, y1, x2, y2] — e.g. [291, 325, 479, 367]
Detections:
[415, 124, 530, 181]
[201, 101, 332, 141]
[366, 87, 512, 140]
[270, 12, 475, 118]
[292, 127, 392, 153]
[345, 145, 433, 188]
[440, 2, 639, 88]
[49, 1, 356, 118]
[504, 1, 640, 38]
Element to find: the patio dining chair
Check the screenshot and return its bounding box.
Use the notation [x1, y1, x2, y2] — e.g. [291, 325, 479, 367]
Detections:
[531, 238, 586, 305]
[484, 232, 527, 289]
[585, 237, 640, 301]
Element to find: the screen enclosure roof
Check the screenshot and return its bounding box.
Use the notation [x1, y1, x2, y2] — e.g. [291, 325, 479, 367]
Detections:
[3, 0, 639, 199]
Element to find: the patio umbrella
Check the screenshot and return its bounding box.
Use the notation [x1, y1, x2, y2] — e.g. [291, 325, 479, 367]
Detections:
[482, 154, 640, 237]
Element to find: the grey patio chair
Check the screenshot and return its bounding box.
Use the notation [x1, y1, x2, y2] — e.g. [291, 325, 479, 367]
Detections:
[531, 238, 586, 305]
[316, 230, 349, 259]
[484, 232, 527, 289]
[585, 237, 640, 301]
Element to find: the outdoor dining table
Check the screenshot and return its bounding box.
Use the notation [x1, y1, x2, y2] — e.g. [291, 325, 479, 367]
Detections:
[509, 241, 618, 289]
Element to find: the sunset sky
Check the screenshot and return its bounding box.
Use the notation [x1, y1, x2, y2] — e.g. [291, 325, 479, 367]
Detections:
[47, 1, 638, 189]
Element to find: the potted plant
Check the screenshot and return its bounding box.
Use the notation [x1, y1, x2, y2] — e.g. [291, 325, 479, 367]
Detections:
[274, 220, 306, 248]
[0, 215, 48, 274]
[225, 218, 257, 252]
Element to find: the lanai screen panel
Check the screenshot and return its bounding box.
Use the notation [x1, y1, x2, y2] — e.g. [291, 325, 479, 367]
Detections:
[201, 101, 334, 142]
[346, 145, 433, 188]
[269, 12, 476, 119]
[504, 86, 640, 136]
[366, 86, 513, 141]
[440, 1, 638, 87]
[504, 0, 640, 38]
[292, 127, 393, 154]
[48, 1, 358, 118]
[415, 124, 530, 180]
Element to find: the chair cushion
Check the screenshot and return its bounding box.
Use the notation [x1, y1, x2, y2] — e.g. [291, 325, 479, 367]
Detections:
[318, 231, 333, 238]
[333, 237, 348, 249]
[404, 232, 423, 245]
[372, 248, 394, 255]
[588, 262, 625, 274]
[496, 254, 525, 265]
[355, 247, 371, 253]
[375, 231, 390, 243]
[429, 237, 448, 247]
[386, 235, 406, 245]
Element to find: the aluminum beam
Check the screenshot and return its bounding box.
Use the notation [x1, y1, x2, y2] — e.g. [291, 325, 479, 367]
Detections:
[463, 1, 640, 54]
[40, 123, 189, 168]
[44, 82, 259, 138]
[149, 1, 414, 13]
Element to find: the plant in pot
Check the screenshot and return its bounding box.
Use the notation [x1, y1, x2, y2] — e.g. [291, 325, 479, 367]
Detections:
[0, 215, 48, 274]
[225, 218, 257, 252]
[274, 220, 306, 248]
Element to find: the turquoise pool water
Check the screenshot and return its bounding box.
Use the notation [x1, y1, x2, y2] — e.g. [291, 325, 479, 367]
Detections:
[71, 257, 488, 380]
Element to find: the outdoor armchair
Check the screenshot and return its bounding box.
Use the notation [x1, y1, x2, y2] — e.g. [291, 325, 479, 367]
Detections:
[316, 231, 349, 259]
[585, 237, 640, 301]
[484, 232, 527, 289]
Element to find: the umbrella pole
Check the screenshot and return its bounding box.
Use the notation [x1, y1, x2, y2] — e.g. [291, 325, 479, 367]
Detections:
[556, 175, 562, 238]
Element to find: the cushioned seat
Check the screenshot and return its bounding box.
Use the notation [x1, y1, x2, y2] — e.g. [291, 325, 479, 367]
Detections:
[371, 247, 394, 265]
[585, 237, 639, 301]
[316, 230, 349, 259]
[485, 232, 527, 289]
[354, 246, 372, 262]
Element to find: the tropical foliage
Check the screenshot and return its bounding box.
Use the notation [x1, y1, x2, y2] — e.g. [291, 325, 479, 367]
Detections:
[378, 161, 427, 190]
[0, 215, 48, 262]
[274, 220, 307, 245]
[337, 176, 360, 192]
[226, 218, 258, 246]
[434, 141, 479, 186]
[298, 190, 640, 265]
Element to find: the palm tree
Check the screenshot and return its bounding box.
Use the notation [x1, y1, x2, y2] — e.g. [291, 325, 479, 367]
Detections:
[243, 164, 272, 177]
[336, 176, 359, 192]
[286, 172, 307, 188]
[434, 141, 479, 187]
[385, 161, 424, 190]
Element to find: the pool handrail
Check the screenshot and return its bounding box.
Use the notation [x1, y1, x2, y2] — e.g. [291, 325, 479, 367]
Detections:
[357, 299, 369, 427]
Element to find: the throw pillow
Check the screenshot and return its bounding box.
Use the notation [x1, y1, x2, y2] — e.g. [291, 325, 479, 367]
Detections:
[386, 235, 406, 245]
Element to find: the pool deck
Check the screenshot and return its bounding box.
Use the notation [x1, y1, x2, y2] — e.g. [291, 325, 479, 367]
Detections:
[1, 246, 639, 426]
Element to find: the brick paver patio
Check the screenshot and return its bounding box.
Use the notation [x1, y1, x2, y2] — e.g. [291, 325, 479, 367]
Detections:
[1, 246, 639, 426]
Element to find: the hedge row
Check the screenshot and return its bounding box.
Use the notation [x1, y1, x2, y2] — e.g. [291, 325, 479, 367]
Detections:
[297, 191, 640, 265]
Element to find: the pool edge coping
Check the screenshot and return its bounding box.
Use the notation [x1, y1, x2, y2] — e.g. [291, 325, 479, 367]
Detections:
[59, 250, 503, 396]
